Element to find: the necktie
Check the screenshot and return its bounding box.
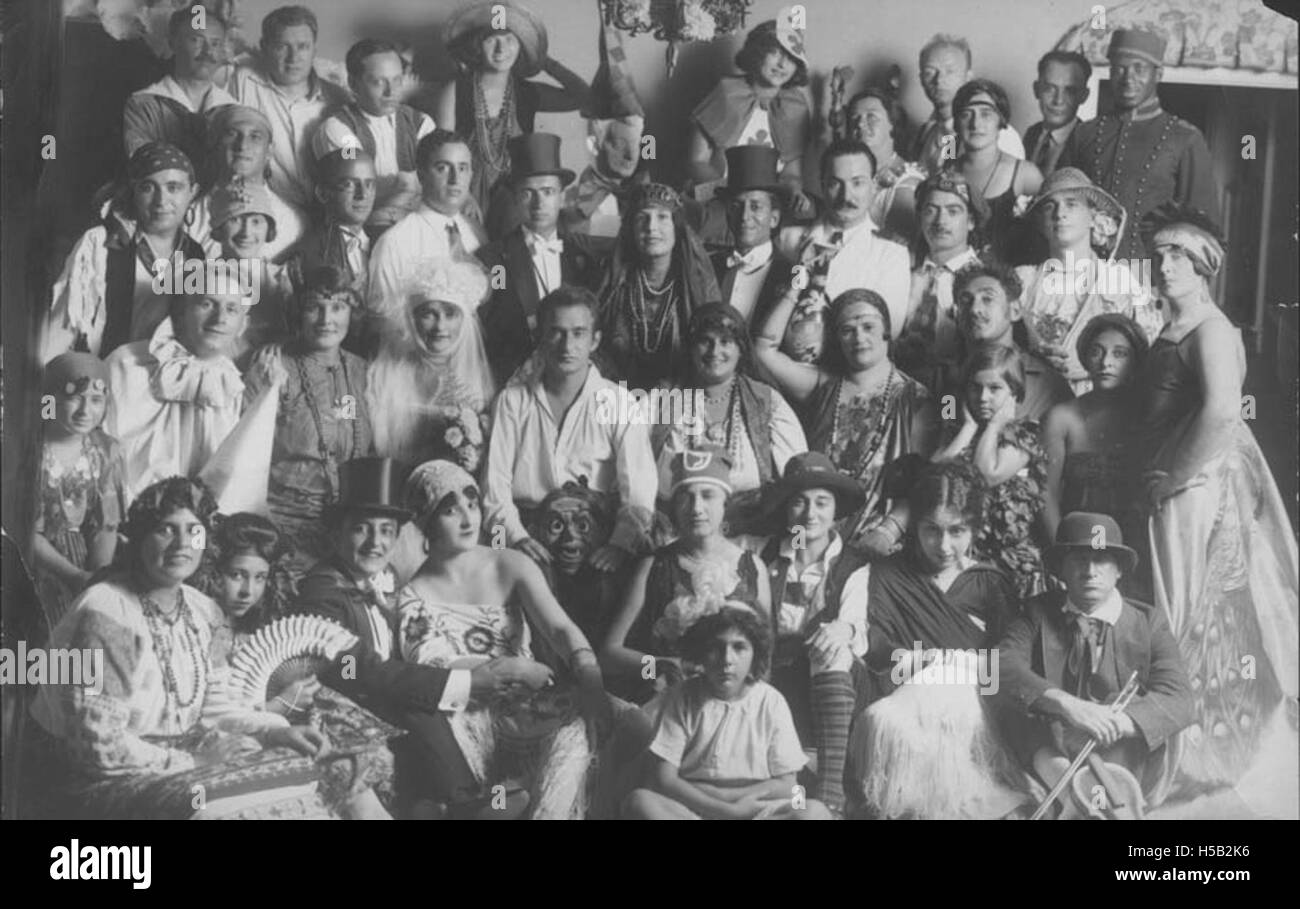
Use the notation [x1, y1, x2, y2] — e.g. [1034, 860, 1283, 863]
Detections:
[1066, 613, 1107, 697]
[446, 221, 469, 260]
[1034, 131, 1055, 172]
[913, 264, 942, 337]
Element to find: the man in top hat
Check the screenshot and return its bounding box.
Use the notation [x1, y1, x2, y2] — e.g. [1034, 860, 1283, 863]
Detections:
[709, 146, 798, 326]
[312, 38, 437, 235]
[997, 512, 1194, 808]
[123, 7, 235, 163]
[292, 456, 534, 819]
[759, 451, 872, 813]
[476, 133, 605, 386]
[1058, 28, 1220, 261]
[1015, 167, 1162, 394]
[562, 13, 651, 242]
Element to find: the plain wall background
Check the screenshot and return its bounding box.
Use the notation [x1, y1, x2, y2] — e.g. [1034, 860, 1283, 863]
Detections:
[234, 0, 1098, 182]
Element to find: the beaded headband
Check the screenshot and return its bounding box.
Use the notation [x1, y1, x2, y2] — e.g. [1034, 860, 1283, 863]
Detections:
[633, 182, 682, 213]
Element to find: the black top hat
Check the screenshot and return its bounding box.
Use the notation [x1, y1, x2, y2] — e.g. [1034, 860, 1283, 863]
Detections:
[325, 457, 413, 523]
[717, 145, 785, 201]
[507, 133, 576, 187]
[1045, 512, 1139, 576]
[763, 451, 865, 521]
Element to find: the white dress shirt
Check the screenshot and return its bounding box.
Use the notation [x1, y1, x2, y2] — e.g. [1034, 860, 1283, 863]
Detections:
[483, 364, 656, 550]
[720, 240, 775, 323]
[778, 215, 912, 335]
[368, 203, 483, 321]
[228, 65, 349, 209]
[524, 228, 563, 305]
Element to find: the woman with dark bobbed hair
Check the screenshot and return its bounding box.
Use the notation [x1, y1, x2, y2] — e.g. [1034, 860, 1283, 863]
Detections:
[950, 78, 1043, 263]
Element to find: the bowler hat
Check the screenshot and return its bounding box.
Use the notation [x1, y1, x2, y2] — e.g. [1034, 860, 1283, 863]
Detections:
[507, 133, 576, 186]
[763, 451, 865, 521]
[325, 457, 413, 523]
[1046, 511, 1138, 576]
[716, 146, 786, 201]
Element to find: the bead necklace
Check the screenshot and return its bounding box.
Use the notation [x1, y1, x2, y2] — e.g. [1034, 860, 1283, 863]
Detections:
[697, 377, 743, 467]
[296, 352, 360, 503]
[829, 367, 900, 480]
[630, 269, 678, 354]
[473, 73, 516, 175]
[140, 588, 206, 718]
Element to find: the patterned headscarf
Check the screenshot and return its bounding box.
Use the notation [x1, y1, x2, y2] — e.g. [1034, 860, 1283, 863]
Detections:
[127, 141, 196, 183]
[1141, 203, 1225, 278]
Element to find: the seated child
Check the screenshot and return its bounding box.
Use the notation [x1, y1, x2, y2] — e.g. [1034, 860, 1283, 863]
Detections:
[933, 345, 1047, 598]
[623, 606, 831, 820]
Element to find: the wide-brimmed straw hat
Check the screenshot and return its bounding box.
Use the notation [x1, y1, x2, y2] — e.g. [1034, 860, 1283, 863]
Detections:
[446, 1, 548, 78]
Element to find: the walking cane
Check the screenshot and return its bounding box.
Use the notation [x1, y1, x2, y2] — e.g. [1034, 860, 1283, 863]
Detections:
[1030, 671, 1141, 820]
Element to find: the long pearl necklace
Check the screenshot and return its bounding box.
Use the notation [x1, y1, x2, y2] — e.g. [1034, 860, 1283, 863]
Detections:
[630, 269, 677, 354]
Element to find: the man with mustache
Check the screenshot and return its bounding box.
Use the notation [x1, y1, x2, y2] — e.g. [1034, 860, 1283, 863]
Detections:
[123, 7, 235, 164]
[950, 261, 1072, 423]
[1057, 29, 1220, 261]
[709, 146, 797, 327]
[894, 171, 984, 393]
[477, 134, 604, 386]
[228, 5, 348, 211]
[1023, 51, 1092, 177]
[368, 130, 486, 332]
[312, 39, 436, 234]
[911, 33, 1025, 174]
[776, 139, 911, 342]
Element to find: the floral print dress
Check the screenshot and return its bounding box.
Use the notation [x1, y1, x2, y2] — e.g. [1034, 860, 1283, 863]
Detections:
[35, 429, 127, 627]
[395, 585, 594, 819]
[956, 419, 1048, 599]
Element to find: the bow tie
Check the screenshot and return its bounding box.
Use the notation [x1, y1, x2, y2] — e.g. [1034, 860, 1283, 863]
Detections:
[530, 237, 564, 256]
[149, 338, 244, 408]
[726, 248, 767, 271]
[366, 571, 394, 606]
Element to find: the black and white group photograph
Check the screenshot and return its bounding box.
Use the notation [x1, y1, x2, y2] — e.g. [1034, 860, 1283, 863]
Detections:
[0, 0, 1296, 846]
